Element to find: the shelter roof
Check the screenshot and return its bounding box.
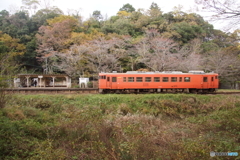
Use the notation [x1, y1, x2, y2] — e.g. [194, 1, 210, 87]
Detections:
[17, 74, 69, 78]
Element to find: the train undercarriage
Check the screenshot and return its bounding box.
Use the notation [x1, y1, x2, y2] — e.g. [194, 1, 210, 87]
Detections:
[99, 88, 217, 94]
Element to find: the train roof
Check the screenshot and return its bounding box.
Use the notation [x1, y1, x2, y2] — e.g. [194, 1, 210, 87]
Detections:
[99, 71, 218, 75]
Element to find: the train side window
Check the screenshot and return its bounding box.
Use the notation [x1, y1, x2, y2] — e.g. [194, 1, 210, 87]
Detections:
[145, 77, 151, 82]
[179, 77, 182, 82]
[136, 77, 143, 82]
[184, 77, 190, 82]
[211, 77, 214, 81]
[99, 76, 106, 79]
[215, 76, 218, 79]
[171, 77, 177, 82]
[112, 77, 117, 82]
[123, 77, 126, 82]
[203, 77, 207, 82]
[163, 77, 169, 82]
[107, 77, 110, 82]
[128, 77, 134, 82]
[154, 77, 160, 82]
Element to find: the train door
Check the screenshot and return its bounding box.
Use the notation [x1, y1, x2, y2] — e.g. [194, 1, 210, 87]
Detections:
[106, 76, 110, 88]
[106, 76, 118, 89]
[202, 76, 208, 88]
[210, 76, 214, 88]
[111, 77, 118, 89]
[214, 75, 219, 88]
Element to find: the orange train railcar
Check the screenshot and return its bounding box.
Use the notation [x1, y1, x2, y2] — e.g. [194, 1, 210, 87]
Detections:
[98, 71, 219, 93]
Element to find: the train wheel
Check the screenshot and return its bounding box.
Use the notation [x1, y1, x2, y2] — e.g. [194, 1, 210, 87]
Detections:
[115, 90, 121, 94]
[209, 88, 216, 93]
[202, 89, 209, 94]
[189, 89, 197, 94]
[157, 89, 161, 93]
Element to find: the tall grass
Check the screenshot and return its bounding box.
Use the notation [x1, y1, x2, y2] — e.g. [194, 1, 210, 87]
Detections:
[0, 93, 240, 159]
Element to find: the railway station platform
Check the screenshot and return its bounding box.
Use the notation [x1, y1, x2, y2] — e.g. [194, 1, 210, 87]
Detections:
[14, 74, 71, 88]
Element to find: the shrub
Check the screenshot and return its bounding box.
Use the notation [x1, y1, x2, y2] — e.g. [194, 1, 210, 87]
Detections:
[87, 82, 93, 88]
[34, 99, 52, 110]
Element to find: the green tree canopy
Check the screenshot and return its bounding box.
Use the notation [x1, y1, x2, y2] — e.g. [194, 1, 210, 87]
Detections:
[119, 3, 135, 13]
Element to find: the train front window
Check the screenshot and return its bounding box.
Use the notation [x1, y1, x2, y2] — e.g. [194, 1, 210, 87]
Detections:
[163, 77, 169, 82]
[154, 77, 160, 82]
[184, 77, 190, 82]
[136, 77, 142, 82]
[215, 76, 218, 79]
[171, 77, 177, 82]
[145, 77, 151, 82]
[99, 76, 106, 79]
[128, 77, 134, 82]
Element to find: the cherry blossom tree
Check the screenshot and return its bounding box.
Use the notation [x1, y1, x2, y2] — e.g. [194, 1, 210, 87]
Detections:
[87, 37, 129, 73]
[205, 50, 240, 83]
[195, 0, 240, 30]
[36, 16, 79, 73]
[178, 39, 204, 71]
[57, 44, 89, 78]
[136, 30, 179, 71]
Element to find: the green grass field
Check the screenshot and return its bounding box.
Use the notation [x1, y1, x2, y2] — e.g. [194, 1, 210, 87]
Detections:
[217, 89, 240, 92]
[0, 93, 239, 159]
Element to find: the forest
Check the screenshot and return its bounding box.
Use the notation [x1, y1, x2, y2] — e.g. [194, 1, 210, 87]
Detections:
[0, 0, 240, 87]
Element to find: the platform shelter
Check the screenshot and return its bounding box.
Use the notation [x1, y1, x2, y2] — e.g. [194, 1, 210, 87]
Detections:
[14, 74, 71, 88]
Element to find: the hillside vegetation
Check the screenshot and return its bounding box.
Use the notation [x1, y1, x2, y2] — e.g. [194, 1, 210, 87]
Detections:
[0, 2, 240, 87]
[0, 94, 239, 159]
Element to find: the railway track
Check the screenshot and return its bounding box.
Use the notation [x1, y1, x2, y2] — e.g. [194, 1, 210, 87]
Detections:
[210, 92, 240, 95]
[3, 88, 240, 95]
[3, 88, 99, 94]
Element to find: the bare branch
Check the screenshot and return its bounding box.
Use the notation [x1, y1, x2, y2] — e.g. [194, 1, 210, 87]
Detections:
[195, 0, 240, 30]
